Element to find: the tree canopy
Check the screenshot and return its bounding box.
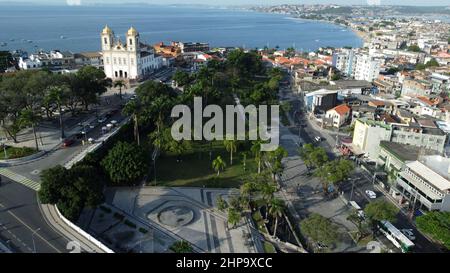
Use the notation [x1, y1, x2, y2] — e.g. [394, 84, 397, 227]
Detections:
[300, 213, 339, 246]
[364, 200, 399, 225]
[416, 211, 450, 250]
[101, 141, 149, 186]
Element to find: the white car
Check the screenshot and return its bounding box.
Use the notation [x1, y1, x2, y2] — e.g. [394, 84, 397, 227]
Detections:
[98, 117, 107, 123]
[315, 136, 322, 142]
[365, 190, 377, 199]
[401, 229, 416, 241]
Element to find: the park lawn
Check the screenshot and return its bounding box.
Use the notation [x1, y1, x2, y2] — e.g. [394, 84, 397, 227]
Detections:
[153, 141, 257, 188]
[0, 146, 37, 160]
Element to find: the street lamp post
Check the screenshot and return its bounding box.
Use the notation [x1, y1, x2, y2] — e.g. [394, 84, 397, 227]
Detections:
[1, 142, 7, 159]
[31, 227, 41, 253]
[59, 108, 65, 140]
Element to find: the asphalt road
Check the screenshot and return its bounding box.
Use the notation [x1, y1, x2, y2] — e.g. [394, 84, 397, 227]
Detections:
[0, 92, 129, 253]
[282, 73, 442, 253]
[0, 175, 70, 253]
[339, 171, 443, 253]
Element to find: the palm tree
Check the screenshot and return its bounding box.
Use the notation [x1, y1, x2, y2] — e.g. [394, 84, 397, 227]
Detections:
[268, 198, 285, 238]
[19, 108, 41, 151]
[114, 80, 126, 100]
[241, 152, 247, 171]
[240, 181, 256, 204]
[123, 100, 141, 145]
[227, 208, 241, 230]
[223, 139, 237, 165]
[46, 85, 68, 139]
[251, 140, 262, 174]
[212, 156, 226, 176]
[259, 182, 277, 220]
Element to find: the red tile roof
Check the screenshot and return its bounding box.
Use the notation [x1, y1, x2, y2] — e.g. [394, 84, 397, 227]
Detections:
[329, 104, 351, 116]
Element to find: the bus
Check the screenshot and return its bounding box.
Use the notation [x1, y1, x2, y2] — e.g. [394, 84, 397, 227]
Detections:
[378, 220, 415, 253]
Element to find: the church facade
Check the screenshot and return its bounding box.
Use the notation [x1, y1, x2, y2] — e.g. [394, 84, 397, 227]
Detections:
[101, 26, 162, 81]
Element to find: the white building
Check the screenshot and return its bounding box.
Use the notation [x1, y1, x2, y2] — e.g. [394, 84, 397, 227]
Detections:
[18, 55, 42, 70]
[396, 157, 450, 212]
[353, 54, 382, 82]
[101, 26, 162, 81]
[325, 104, 351, 128]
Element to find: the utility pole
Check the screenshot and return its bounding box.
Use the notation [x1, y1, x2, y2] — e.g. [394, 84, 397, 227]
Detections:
[349, 178, 356, 201]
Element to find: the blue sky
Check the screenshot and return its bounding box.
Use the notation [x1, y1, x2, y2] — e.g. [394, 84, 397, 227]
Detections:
[1, 0, 449, 6]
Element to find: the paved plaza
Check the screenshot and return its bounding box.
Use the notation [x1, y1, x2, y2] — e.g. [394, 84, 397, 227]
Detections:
[100, 187, 260, 253]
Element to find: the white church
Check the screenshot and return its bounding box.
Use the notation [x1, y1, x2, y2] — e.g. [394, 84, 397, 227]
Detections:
[101, 25, 162, 81]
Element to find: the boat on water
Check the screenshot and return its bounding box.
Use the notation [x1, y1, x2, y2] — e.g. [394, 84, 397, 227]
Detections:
[60, 35, 66, 39]
[0, 42, 7, 47]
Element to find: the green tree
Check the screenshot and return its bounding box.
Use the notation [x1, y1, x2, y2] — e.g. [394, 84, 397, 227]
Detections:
[170, 241, 193, 253]
[18, 108, 41, 151]
[300, 213, 339, 247]
[416, 211, 450, 250]
[268, 197, 285, 238]
[38, 165, 68, 204]
[267, 147, 288, 181]
[364, 200, 399, 227]
[123, 99, 142, 145]
[251, 140, 263, 174]
[113, 80, 126, 100]
[75, 66, 111, 110]
[223, 139, 237, 165]
[407, 44, 421, 52]
[38, 164, 104, 221]
[212, 156, 226, 176]
[172, 70, 191, 87]
[46, 85, 69, 139]
[298, 143, 329, 169]
[227, 208, 241, 229]
[101, 141, 148, 186]
[216, 196, 228, 212]
[315, 159, 354, 193]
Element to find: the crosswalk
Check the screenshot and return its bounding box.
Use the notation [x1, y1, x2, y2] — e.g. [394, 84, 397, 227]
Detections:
[0, 168, 40, 191]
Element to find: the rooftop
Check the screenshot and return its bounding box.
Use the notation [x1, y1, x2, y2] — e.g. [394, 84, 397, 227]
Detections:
[328, 104, 351, 116]
[380, 141, 421, 162]
[407, 158, 450, 192]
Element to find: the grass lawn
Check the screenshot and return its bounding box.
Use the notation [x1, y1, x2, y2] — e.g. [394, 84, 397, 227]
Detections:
[263, 241, 277, 253]
[153, 141, 258, 188]
[0, 146, 37, 160]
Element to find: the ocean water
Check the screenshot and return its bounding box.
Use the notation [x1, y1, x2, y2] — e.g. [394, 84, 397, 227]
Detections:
[0, 5, 363, 53]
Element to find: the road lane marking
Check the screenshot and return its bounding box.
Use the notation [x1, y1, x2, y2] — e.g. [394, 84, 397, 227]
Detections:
[0, 202, 61, 253]
[0, 168, 40, 191]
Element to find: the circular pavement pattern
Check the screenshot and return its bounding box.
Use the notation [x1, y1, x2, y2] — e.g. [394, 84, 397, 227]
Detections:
[156, 206, 194, 227]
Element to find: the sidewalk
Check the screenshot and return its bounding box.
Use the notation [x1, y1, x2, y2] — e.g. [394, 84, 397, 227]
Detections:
[40, 204, 107, 253]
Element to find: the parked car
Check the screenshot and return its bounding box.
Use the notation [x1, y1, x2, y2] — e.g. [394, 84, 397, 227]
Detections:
[62, 138, 75, 147]
[365, 190, 377, 199]
[315, 136, 322, 142]
[98, 117, 107, 123]
[401, 229, 416, 241]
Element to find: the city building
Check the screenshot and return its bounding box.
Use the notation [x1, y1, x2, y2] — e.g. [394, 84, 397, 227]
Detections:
[174, 41, 210, 53]
[74, 52, 103, 67]
[352, 118, 447, 161]
[396, 156, 450, 212]
[353, 53, 382, 82]
[401, 78, 433, 97]
[101, 25, 162, 81]
[303, 89, 338, 113]
[325, 104, 351, 128]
